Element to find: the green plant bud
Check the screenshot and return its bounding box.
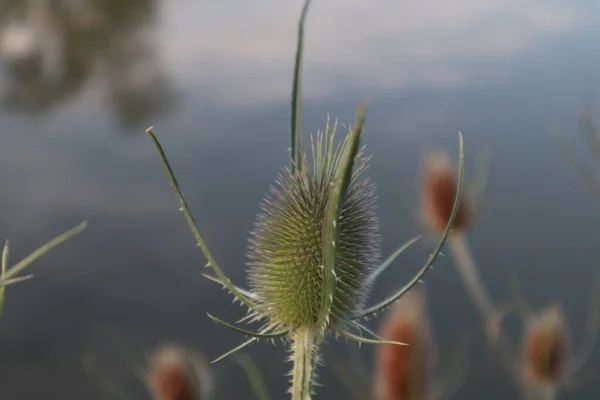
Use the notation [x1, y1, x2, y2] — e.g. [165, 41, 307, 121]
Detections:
[248, 129, 381, 329]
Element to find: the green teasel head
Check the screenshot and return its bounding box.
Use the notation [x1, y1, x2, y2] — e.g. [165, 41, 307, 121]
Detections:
[145, 0, 465, 397]
[248, 119, 381, 330]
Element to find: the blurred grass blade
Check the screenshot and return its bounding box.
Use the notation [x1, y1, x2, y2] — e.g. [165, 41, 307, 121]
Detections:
[329, 357, 369, 400]
[0, 275, 34, 287]
[290, 0, 312, 174]
[553, 125, 600, 201]
[0, 240, 8, 315]
[145, 128, 257, 311]
[5, 221, 87, 280]
[82, 352, 132, 400]
[237, 353, 271, 400]
[469, 145, 492, 217]
[579, 110, 600, 164]
[430, 329, 474, 400]
[358, 131, 464, 318]
[317, 104, 366, 329]
[564, 273, 600, 381]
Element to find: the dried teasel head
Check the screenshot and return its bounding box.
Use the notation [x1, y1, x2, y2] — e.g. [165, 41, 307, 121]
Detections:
[147, 345, 213, 400]
[522, 305, 568, 387]
[248, 123, 381, 330]
[421, 152, 471, 235]
[374, 288, 433, 400]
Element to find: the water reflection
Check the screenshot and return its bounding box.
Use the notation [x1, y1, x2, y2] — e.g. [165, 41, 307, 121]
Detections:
[0, 0, 175, 130]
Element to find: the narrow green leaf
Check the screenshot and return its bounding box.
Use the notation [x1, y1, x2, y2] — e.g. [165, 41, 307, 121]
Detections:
[336, 328, 407, 346]
[349, 321, 386, 342]
[206, 313, 289, 339]
[146, 128, 257, 312]
[1, 240, 7, 276]
[290, 0, 312, 174]
[0, 240, 8, 316]
[317, 104, 367, 328]
[358, 131, 465, 318]
[0, 275, 34, 287]
[368, 236, 421, 282]
[212, 338, 256, 364]
[5, 221, 87, 279]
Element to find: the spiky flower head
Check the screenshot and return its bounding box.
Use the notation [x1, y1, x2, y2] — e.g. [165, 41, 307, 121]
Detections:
[145, 3, 464, 398]
[147, 345, 213, 400]
[421, 152, 471, 235]
[374, 287, 433, 400]
[522, 305, 568, 386]
[248, 121, 380, 330]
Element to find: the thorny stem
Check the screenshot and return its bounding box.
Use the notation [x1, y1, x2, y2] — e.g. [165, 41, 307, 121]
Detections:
[290, 327, 319, 400]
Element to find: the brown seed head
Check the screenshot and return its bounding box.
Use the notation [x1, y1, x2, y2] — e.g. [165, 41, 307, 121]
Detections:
[148, 346, 207, 400]
[421, 152, 471, 234]
[522, 305, 568, 386]
[375, 288, 432, 400]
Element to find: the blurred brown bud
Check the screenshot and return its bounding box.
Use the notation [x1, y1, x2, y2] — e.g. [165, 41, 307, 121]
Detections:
[421, 152, 471, 234]
[148, 346, 212, 400]
[522, 306, 568, 386]
[374, 288, 432, 400]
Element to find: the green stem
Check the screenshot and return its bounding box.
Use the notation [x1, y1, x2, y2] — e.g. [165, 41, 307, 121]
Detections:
[290, 327, 319, 400]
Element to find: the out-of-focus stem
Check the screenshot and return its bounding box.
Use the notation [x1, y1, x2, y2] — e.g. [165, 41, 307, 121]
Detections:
[448, 233, 524, 385]
[448, 234, 494, 316]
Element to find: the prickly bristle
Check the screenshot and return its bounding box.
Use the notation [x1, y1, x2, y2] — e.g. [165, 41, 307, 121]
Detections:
[148, 347, 205, 400]
[247, 128, 380, 329]
[375, 289, 431, 400]
[422, 152, 471, 234]
[522, 306, 568, 386]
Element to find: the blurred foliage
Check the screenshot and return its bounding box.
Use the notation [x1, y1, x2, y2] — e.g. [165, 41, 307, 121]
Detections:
[0, 0, 175, 130]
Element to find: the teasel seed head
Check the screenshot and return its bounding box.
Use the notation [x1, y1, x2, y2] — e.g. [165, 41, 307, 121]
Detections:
[522, 305, 568, 386]
[374, 288, 433, 400]
[147, 346, 213, 400]
[248, 125, 381, 330]
[421, 152, 471, 235]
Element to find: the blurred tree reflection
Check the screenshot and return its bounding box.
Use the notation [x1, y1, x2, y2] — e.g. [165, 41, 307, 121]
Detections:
[0, 0, 175, 131]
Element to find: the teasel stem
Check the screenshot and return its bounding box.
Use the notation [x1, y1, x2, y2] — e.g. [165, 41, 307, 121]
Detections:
[290, 327, 320, 400]
[448, 234, 494, 317]
[540, 386, 558, 400]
